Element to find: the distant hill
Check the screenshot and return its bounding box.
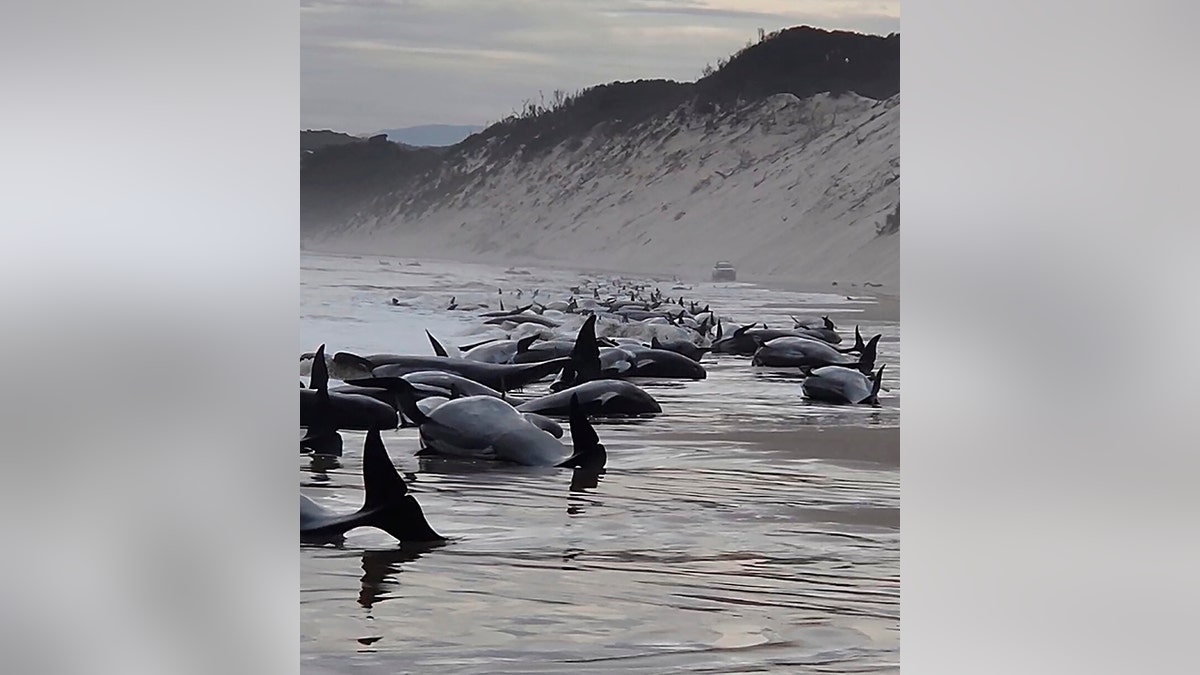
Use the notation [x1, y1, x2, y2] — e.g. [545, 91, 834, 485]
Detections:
[300, 130, 361, 153]
[376, 124, 484, 147]
[301, 26, 901, 287]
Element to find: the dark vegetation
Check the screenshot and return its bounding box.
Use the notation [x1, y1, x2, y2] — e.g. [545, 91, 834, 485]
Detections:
[300, 129, 361, 152]
[302, 26, 900, 234]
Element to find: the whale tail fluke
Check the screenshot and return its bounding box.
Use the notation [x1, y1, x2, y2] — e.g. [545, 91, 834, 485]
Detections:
[557, 395, 607, 470]
[360, 429, 444, 542]
[855, 334, 882, 375]
[837, 325, 867, 354]
[866, 365, 887, 405]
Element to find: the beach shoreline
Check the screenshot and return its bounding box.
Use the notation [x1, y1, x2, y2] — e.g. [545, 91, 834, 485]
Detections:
[301, 242, 900, 322]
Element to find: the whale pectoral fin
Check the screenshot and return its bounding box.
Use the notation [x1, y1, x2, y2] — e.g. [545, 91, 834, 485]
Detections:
[517, 335, 539, 354]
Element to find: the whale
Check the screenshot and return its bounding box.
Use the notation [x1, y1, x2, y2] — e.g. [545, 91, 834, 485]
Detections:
[300, 387, 399, 431]
[483, 312, 560, 329]
[649, 336, 709, 362]
[300, 428, 444, 544]
[802, 365, 886, 405]
[618, 344, 707, 379]
[510, 339, 576, 364]
[334, 352, 570, 392]
[347, 371, 506, 400]
[478, 302, 532, 318]
[790, 315, 838, 331]
[460, 335, 541, 364]
[415, 394, 566, 438]
[393, 381, 605, 469]
[710, 323, 763, 355]
[712, 324, 841, 354]
[516, 379, 661, 417]
[301, 346, 399, 455]
[752, 334, 880, 374]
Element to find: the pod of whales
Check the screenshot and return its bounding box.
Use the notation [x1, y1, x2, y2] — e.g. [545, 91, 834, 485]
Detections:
[300, 273, 893, 556]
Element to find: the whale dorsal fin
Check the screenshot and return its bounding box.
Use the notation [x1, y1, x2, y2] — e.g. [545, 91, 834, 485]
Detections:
[310, 344, 329, 392]
[557, 394, 606, 470]
[425, 330, 449, 357]
[867, 364, 886, 405]
[569, 315, 601, 385]
[362, 428, 408, 506]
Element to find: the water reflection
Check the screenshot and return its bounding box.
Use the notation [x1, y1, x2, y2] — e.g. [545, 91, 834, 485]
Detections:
[358, 543, 448, 610]
[568, 467, 605, 494]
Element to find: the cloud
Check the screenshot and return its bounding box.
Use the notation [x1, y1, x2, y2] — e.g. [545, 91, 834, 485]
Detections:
[301, 0, 899, 133]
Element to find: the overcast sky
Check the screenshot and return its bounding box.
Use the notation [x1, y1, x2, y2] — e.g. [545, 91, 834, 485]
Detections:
[301, 0, 899, 134]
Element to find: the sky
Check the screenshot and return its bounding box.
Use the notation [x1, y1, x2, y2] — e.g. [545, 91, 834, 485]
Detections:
[300, 0, 900, 135]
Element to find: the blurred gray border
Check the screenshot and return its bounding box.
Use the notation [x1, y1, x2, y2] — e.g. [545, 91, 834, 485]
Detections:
[3, 1, 1199, 674]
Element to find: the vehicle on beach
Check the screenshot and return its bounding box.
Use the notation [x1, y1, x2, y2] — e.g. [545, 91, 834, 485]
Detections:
[711, 261, 737, 281]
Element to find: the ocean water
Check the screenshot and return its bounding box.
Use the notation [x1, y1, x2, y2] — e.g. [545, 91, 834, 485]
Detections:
[300, 251, 900, 674]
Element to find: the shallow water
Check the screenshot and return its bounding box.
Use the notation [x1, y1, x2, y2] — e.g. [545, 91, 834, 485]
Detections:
[300, 252, 900, 674]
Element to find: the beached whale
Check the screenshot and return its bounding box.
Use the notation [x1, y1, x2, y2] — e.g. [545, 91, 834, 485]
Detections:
[802, 365, 887, 405]
[333, 352, 569, 392]
[516, 379, 661, 417]
[751, 334, 880, 373]
[649, 336, 709, 362]
[301, 428, 444, 544]
[301, 346, 399, 452]
[414, 393, 566, 437]
[394, 381, 605, 469]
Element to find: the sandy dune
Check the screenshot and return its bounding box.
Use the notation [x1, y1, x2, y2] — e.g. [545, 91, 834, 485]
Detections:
[305, 92, 899, 293]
